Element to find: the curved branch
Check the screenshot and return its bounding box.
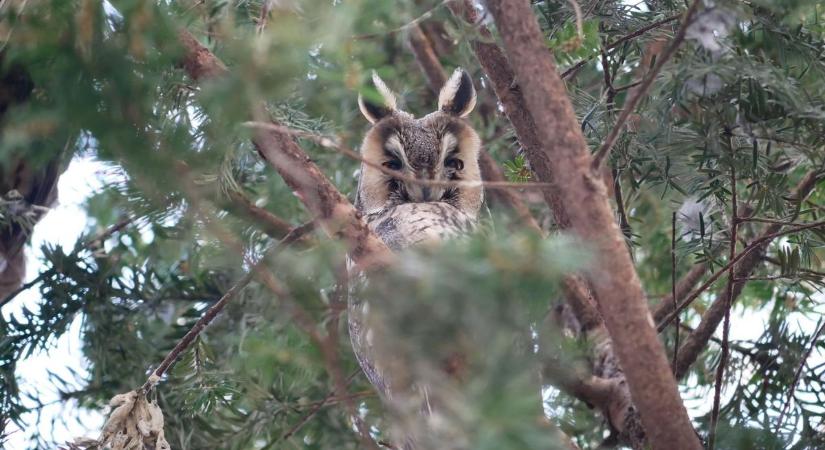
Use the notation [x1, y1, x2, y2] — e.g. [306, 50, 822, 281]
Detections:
[177, 29, 392, 271]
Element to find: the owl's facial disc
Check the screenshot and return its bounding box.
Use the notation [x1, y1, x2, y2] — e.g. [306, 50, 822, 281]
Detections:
[383, 130, 464, 203]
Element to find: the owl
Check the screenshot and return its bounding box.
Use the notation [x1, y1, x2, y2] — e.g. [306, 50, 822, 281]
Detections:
[348, 68, 482, 448]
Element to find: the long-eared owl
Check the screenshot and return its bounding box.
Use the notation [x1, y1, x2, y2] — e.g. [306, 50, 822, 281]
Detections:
[347, 68, 482, 446]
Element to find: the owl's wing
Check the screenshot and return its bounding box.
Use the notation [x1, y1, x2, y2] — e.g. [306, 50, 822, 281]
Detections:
[348, 202, 477, 448]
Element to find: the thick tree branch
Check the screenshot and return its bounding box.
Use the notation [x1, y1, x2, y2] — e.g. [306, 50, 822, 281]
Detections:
[480, 1, 701, 449]
[447, 0, 600, 316]
[176, 29, 392, 270]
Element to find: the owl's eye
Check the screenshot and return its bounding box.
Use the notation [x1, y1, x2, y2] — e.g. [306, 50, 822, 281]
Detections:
[445, 158, 464, 171]
[383, 159, 402, 171]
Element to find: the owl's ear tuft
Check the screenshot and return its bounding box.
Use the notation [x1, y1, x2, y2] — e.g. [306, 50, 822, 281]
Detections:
[358, 71, 398, 124]
[438, 68, 476, 118]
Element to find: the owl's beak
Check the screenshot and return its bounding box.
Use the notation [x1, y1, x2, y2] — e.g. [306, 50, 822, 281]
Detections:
[406, 183, 445, 202]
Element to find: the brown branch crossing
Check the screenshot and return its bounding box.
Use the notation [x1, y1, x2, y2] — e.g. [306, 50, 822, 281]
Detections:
[177, 29, 392, 271]
[140, 223, 314, 392]
[672, 170, 823, 379]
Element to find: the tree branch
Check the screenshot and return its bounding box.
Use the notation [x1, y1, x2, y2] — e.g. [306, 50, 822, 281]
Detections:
[176, 29, 392, 271]
[224, 190, 298, 240]
[590, 0, 702, 169]
[447, 0, 600, 315]
[672, 169, 823, 379]
[407, 24, 447, 95]
[707, 160, 738, 450]
[652, 261, 708, 323]
[559, 14, 681, 80]
[140, 222, 314, 393]
[479, 1, 701, 448]
[671, 211, 680, 367]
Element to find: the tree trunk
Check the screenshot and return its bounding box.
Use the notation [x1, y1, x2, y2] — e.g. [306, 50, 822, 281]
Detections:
[482, 1, 701, 449]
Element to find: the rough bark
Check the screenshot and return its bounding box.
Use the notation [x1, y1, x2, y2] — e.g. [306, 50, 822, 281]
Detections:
[177, 30, 392, 269]
[674, 170, 822, 379]
[481, 1, 701, 449]
[445, 0, 598, 303]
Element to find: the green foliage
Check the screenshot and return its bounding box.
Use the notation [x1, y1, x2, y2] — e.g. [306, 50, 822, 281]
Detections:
[503, 154, 532, 183]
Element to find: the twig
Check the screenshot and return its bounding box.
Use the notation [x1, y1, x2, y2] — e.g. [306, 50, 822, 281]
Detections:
[776, 318, 825, 432]
[256, 0, 270, 34]
[738, 216, 825, 227]
[653, 262, 708, 323]
[734, 275, 804, 282]
[241, 121, 557, 191]
[613, 169, 632, 240]
[671, 211, 680, 368]
[601, 48, 616, 110]
[139, 222, 314, 393]
[279, 371, 360, 441]
[566, 0, 584, 47]
[590, 0, 702, 170]
[351, 0, 454, 40]
[707, 160, 737, 450]
[656, 219, 825, 332]
[226, 190, 297, 240]
[613, 80, 643, 93]
[0, 216, 134, 309]
[560, 14, 681, 79]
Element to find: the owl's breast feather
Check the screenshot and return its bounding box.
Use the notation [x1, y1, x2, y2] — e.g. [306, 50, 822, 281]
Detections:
[366, 201, 476, 251]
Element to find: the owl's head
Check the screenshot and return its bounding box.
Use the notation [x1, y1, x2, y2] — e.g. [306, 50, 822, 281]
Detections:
[356, 68, 483, 217]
